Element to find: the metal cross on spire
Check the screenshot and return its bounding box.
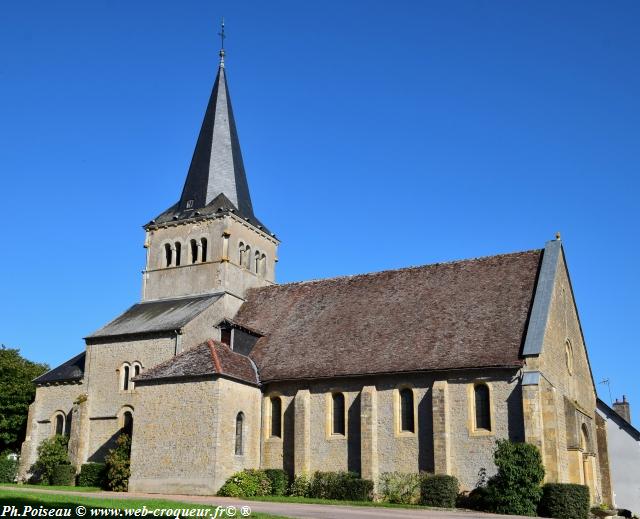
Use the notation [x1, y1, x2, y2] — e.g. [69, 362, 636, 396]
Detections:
[218, 17, 226, 67]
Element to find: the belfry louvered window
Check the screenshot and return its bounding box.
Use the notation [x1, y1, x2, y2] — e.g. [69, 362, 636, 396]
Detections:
[400, 388, 415, 432]
[474, 384, 491, 430]
[332, 393, 345, 435]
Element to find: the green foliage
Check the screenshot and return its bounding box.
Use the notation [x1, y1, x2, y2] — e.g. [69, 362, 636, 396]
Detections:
[77, 463, 107, 488]
[0, 347, 48, 452]
[538, 483, 590, 519]
[482, 439, 545, 516]
[308, 471, 373, 501]
[33, 435, 70, 484]
[104, 434, 131, 492]
[50, 465, 76, 486]
[0, 452, 18, 483]
[288, 474, 311, 497]
[378, 472, 422, 504]
[217, 469, 271, 497]
[264, 469, 288, 496]
[420, 474, 459, 508]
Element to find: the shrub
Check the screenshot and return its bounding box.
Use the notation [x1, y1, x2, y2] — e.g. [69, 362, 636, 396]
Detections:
[104, 434, 131, 492]
[420, 474, 459, 508]
[538, 483, 590, 519]
[309, 471, 373, 501]
[0, 453, 18, 483]
[50, 465, 76, 486]
[378, 472, 422, 504]
[264, 469, 288, 496]
[482, 439, 545, 516]
[288, 474, 311, 497]
[218, 469, 271, 497]
[32, 435, 70, 484]
[77, 463, 107, 488]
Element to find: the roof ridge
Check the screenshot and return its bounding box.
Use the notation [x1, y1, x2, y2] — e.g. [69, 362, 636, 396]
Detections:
[207, 339, 223, 373]
[253, 248, 543, 291]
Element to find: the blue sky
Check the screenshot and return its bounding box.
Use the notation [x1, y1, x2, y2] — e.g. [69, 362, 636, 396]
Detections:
[1, 1, 638, 418]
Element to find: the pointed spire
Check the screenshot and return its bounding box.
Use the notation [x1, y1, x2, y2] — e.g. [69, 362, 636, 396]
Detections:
[177, 22, 255, 220]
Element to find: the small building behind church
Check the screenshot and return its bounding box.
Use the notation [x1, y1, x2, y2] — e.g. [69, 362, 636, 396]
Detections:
[596, 397, 640, 514]
[20, 39, 613, 502]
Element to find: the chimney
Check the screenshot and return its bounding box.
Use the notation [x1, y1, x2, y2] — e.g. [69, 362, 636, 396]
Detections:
[612, 395, 632, 424]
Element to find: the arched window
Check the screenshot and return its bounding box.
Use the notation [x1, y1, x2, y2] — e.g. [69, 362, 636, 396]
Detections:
[164, 243, 172, 267]
[123, 365, 130, 391]
[399, 388, 415, 432]
[474, 384, 491, 431]
[244, 245, 251, 269]
[332, 393, 345, 435]
[565, 339, 574, 375]
[239, 242, 245, 266]
[129, 363, 141, 390]
[174, 242, 182, 266]
[270, 397, 282, 438]
[201, 238, 208, 262]
[260, 254, 267, 276]
[190, 239, 198, 264]
[254, 251, 261, 273]
[122, 411, 133, 437]
[54, 413, 64, 436]
[235, 412, 244, 455]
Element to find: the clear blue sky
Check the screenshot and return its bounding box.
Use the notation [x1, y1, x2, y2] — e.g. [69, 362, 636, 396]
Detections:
[1, 1, 638, 418]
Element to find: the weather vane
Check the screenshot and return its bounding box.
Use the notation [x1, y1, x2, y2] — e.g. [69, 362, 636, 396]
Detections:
[218, 17, 226, 66]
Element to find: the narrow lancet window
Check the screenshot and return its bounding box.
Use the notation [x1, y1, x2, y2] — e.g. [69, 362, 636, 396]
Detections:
[270, 397, 282, 438]
[400, 388, 415, 432]
[174, 242, 182, 266]
[235, 412, 244, 455]
[165, 244, 172, 267]
[474, 384, 491, 430]
[332, 393, 345, 435]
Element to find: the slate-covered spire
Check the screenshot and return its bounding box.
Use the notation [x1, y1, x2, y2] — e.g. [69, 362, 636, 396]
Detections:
[177, 45, 255, 219]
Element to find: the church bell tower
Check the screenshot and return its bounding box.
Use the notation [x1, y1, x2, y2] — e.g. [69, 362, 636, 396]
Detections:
[141, 25, 278, 303]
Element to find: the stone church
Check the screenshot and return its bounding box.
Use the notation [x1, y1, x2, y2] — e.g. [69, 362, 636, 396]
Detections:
[19, 41, 612, 502]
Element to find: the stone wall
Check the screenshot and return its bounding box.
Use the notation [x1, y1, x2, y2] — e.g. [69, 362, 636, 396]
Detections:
[84, 336, 177, 462]
[261, 370, 523, 491]
[128, 376, 261, 495]
[18, 381, 84, 478]
[523, 252, 603, 500]
[143, 215, 278, 301]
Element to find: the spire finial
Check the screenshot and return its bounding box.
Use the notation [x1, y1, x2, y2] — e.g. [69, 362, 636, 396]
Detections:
[218, 17, 226, 67]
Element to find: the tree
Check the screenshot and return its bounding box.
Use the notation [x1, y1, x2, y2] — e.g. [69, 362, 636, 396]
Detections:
[32, 435, 70, 484]
[0, 346, 49, 452]
[483, 439, 545, 516]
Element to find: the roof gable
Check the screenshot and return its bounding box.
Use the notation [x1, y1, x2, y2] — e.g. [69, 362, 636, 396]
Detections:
[87, 294, 221, 340]
[237, 249, 543, 382]
[135, 339, 258, 385]
[34, 352, 85, 385]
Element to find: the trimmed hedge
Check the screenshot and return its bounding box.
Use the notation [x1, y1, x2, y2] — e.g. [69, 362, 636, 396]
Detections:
[288, 474, 311, 497]
[218, 470, 271, 497]
[420, 474, 459, 508]
[538, 483, 590, 519]
[50, 465, 76, 486]
[77, 463, 107, 488]
[378, 472, 422, 504]
[264, 469, 288, 496]
[0, 454, 18, 483]
[309, 471, 373, 501]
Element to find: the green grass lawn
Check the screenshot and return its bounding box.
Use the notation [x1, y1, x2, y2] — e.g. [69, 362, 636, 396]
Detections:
[0, 489, 291, 518]
[244, 494, 437, 510]
[1, 482, 102, 492]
